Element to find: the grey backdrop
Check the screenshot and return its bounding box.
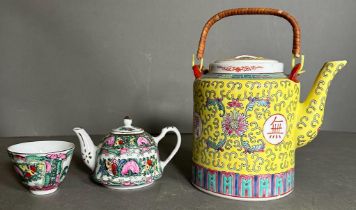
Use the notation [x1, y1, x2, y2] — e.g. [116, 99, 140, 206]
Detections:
[0, 0, 355, 137]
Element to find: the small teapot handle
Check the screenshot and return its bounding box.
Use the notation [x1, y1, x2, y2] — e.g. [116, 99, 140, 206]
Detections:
[194, 8, 302, 71]
[153, 126, 181, 171]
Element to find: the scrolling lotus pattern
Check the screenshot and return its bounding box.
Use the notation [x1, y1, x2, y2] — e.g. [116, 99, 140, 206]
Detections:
[192, 60, 346, 199]
[193, 78, 299, 176]
[222, 111, 247, 136]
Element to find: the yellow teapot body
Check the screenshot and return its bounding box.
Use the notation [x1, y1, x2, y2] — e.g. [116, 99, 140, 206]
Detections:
[191, 8, 347, 201]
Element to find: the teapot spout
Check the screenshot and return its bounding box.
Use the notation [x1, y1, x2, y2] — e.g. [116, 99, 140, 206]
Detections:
[295, 60, 347, 148]
[73, 127, 97, 171]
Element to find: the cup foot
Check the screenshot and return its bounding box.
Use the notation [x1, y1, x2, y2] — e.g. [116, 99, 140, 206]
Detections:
[30, 187, 58, 195]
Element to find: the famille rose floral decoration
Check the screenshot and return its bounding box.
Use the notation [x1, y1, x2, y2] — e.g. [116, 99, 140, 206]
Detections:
[191, 8, 347, 201]
[7, 141, 75, 195]
[10, 152, 72, 190]
[73, 117, 181, 189]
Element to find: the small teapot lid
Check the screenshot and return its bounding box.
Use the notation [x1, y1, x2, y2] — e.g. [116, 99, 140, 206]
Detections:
[209, 55, 283, 74]
[111, 116, 144, 134]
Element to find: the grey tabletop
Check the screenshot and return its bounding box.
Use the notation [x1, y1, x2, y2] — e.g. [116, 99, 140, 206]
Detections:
[1, 131, 356, 210]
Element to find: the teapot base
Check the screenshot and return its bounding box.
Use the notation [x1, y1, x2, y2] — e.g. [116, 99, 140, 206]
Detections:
[193, 184, 293, 201]
[192, 163, 294, 201]
[105, 182, 154, 190]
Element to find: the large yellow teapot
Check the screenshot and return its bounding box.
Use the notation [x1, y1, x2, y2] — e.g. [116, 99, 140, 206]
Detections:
[191, 8, 347, 201]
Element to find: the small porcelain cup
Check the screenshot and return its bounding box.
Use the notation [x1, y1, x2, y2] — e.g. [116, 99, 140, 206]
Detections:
[7, 141, 75, 195]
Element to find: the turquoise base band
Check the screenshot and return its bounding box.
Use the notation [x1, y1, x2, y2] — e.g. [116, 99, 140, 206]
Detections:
[191, 163, 294, 200]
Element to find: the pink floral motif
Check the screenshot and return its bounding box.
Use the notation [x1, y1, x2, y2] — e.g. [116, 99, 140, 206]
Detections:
[123, 181, 133, 186]
[222, 111, 248, 136]
[45, 161, 51, 173]
[137, 137, 149, 146]
[46, 153, 67, 160]
[121, 160, 140, 176]
[146, 176, 153, 184]
[56, 174, 60, 183]
[141, 147, 150, 152]
[105, 136, 115, 146]
[120, 148, 128, 155]
[228, 99, 243, 108]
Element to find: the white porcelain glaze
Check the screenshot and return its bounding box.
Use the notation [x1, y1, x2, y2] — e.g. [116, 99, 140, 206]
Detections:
[7, 140, 75, 195]
[209, 55, 284, 74]
[8, 141, 74, 154]
[73, 117, 181, 189]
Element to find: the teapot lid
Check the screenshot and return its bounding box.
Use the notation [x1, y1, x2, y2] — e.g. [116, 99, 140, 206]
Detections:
[209, 55, 283, 74]
[111, 116, 144, 134]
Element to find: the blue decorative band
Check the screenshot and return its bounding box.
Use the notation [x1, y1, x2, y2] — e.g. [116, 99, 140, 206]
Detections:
[192, 163, 294, 199]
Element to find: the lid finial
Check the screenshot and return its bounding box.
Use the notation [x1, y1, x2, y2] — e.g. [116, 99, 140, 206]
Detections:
[112, 116, 143, 134]
[123, 116, 132, 127]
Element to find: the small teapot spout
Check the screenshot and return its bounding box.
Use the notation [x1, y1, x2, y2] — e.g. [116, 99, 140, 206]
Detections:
[295, 60, 347, 148]
[73, 127, 98, 171]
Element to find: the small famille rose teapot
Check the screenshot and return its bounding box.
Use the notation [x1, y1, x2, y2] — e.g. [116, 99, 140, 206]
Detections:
[73, 117, 181, 189]
[191, 8, 347, 201]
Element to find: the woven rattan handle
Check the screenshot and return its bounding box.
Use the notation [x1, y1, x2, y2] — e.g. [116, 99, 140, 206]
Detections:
[196, 8, 301, 60]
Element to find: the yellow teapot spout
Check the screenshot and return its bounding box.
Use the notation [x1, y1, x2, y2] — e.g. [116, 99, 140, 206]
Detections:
[295, 60, 347, 148]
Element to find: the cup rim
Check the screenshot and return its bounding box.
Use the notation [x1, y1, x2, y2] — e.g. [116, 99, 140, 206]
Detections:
[7, 140, 75, 155]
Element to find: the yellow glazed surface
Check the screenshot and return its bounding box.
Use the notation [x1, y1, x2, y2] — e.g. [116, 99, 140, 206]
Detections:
[192, 61, 347, 175]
